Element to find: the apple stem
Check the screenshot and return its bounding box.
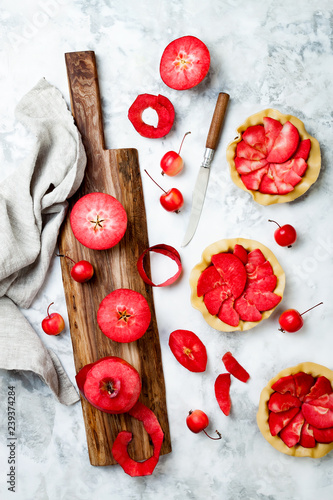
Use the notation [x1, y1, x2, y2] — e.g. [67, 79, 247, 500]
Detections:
[202, 429, 222, 440]
[144, 169, 167, 194]
[268, 219, 281, 228]
[178, 131, 191, 155]
[57, 254, 76, 264]
[46, 302, 54, 318]
[301, 302, 323, 316]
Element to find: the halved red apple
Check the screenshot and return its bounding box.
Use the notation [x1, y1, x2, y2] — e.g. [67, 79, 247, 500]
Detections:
[70, 192, 127, 250]
[257, 362, 333, 458]
[97, 289, 151, 343]
[169, 329, 207, 372]
[227, 109, 321, 205]
[190, 238, 285, 332]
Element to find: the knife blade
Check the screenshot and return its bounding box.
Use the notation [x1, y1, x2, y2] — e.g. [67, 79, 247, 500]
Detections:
[181, 92, 230, 247]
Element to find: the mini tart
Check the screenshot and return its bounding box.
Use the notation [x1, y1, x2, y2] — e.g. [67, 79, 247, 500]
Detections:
[189, 238, 285, 332]
[257, 362, 333, 458]
[226, 109, 321, 205]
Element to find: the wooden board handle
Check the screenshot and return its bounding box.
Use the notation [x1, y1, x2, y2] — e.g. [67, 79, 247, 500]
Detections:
[206, 92, 230, 150]
[65, 51, 105, 153]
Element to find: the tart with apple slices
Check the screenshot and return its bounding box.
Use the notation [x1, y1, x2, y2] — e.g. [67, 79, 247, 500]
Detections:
[190, 238, 285, 332]
[97, 289, 151, 343]
[227, 109, 321, 205]
[257, 362, 333, 457]
[76, 356, 141, 414]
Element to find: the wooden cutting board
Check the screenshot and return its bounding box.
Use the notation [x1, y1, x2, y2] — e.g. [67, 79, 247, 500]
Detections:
[58, 51, 171, 466]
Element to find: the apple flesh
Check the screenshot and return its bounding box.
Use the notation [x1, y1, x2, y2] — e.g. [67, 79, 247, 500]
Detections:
[78, 356, 141, 414]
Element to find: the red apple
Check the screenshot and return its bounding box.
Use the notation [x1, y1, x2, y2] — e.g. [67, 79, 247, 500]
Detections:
[70, 192, 127, 250]
[186, 409, 222, 440]
[144, 170, 184, 212]
[41, 302, 65, 335]
[97, 288, 151, 343]
[160, 131, 191, 176]
[80, 356, 141, 414]
[58, 254, 94, 283]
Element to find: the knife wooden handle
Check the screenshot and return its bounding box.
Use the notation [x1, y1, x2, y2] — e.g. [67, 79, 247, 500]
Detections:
[206, 92, 230, 150]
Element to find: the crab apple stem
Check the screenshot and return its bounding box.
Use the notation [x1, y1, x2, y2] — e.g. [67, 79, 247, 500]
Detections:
[268, 219, 281, 228]
[202, 429, 222, 440]
[57, 254, 76, 264]
[46, 302, 54, 318]
[301, 302, 323, 316]
[144, 169, 167, 194]
[178, 131, 191, 155]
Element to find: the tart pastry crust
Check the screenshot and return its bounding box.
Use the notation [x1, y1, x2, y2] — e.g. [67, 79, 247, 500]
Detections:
[257, 362, 333, 458]
[226, 109, 321, 205]
[189, 238, 285, 332]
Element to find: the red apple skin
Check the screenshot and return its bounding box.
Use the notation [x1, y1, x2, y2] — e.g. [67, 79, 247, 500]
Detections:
[186, 409, 209, 433]
[160, 188, 184, 212]
[160, 152, 184, 176]
[279, 309, 304, 332]
[42, 312, 65, 336]
[71, 260, 94, 283]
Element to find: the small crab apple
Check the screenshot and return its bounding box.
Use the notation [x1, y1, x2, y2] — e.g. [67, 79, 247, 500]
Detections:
[268, 220, 297, 247]
[186, 410, 222, 440]
[42, 302, 65, 335]
[160, 131, 191, 176]
[57, 254, 94, 283]
[144, 170, 184, 212]
[278, 302, 323, 333]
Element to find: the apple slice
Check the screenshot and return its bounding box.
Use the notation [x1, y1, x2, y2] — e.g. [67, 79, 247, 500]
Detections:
[203, 285, 229, 315]
[304, 377, 333, 403]
[235, 157, 268, 175]
[222, 351, 250, 383]
[270, 162, 302, 187]
[293, 372, 315, 400]
[302, 403, 333, 429]
[268, 407, 300, 436]
[311, 425, 333, 444]
[233, 244, 248, 265]
[128, 93, 175, 138]
[263, 117, 283, 153]
[291, 157, 308, 176]
[211, 253, 247, 299]
[266, 121, 299, 163]
[246, 275, 277, 292]
[169, 329, 207, 372]
[293, 139, 311, 160]
[112, 401, 164, 476]
[308, 393, 333, 410]
[268, 392, 302, 412]
[244, 289, 281, 312]
[214, 373, 231, 415]
[242, 125, 267, 155]
[82, 356, 141, 414]
[236, 140, 266, 161]
[234, 294, 262, 322]
[159, 35, 210, 90]
[246, 261, 273, 281]
[271, 375, 296, 396]
[70, 192, 127, 250]
[240, 166, 269, 191]
[97, 289, 151, 343]
[299, 422, 316, 448]
[218, 296, 240, 327]
[259, 172, 279, 194]
[279, 410, 305, 448]
[246, 248, 266, 270]
[197, 265, 225, 297]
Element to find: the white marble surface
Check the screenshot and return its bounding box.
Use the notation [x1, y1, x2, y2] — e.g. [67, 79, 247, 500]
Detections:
[1, 0, 333, 499]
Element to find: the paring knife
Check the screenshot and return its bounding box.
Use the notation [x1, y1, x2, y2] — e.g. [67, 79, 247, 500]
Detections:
[181, 92, 230, 247]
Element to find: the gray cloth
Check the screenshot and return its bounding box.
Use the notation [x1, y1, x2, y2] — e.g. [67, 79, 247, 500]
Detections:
[0, 78, 87, 405]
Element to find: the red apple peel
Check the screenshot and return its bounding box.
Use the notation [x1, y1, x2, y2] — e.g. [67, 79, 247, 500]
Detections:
[137, 244, 182, 287]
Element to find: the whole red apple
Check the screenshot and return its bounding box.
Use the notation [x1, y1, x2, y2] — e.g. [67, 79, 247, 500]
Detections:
[42, 303, 65, 335]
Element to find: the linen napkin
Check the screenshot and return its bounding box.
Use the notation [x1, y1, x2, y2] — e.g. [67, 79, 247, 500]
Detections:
[0, 78, 87, 405]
